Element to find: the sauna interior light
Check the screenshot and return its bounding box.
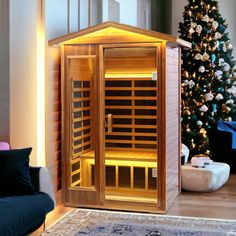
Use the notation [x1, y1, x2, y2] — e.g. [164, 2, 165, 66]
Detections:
[59, 27, 164, 45]
[85, 158, 157, 168]
[105, 73, 154, 78]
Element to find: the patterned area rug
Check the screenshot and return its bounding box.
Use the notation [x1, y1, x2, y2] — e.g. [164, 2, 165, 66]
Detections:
[41, 209, 236, 236]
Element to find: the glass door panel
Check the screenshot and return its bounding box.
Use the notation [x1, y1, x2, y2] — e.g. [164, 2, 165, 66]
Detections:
[68, 56, 96, 190]
[103, 46, 158, 203]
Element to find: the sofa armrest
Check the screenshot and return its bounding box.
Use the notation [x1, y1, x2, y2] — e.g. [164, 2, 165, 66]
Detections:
[208, 129, 233, 153]
[29, 166, 56, 207]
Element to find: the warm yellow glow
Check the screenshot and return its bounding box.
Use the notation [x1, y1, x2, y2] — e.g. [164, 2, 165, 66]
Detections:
[83, 158, 157, 168]
[105, 73, 153, 78]
[62, 27, 163, 45]
[36, 17, 45, 166]
[80, 150, 157, 161]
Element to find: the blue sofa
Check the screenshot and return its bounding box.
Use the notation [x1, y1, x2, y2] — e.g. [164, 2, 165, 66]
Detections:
[208, 121, 236, 173]
[0, 167, 55, 236]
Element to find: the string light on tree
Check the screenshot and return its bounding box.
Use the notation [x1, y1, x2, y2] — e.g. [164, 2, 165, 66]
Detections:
[179, 0, 236, 156]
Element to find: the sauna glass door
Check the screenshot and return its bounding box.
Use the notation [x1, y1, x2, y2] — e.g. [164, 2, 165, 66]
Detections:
[103, 46, 158, 203]
[66, 56, 97, 205]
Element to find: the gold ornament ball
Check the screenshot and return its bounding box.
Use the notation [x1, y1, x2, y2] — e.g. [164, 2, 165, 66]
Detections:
[185, 110, 191, 115]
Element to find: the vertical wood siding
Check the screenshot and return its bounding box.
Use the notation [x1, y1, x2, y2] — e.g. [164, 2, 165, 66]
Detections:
[166, 46, 180, 209]
[46, 52, 62, 191]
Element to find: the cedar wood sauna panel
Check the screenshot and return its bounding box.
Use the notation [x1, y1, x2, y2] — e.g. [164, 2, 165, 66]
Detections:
[166, 46, 181, 209]
[49, 22, 191, 213]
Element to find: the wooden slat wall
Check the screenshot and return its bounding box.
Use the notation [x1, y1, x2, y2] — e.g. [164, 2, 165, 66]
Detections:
[105, 47, 156, 74]
[65, 45, 97, 57]
[46, 53, 62, 191]
[54, 66, 62, 190]
[165, 46, 180, 209]
[44, 46, 62, 192]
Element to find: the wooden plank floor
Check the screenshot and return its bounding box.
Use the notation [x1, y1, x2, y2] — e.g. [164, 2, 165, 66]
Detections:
[167, 174, 236, 219]
[31, 174, 236, 235]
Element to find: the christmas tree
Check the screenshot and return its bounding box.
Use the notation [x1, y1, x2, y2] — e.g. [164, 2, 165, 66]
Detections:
[179, 0, 236, 156]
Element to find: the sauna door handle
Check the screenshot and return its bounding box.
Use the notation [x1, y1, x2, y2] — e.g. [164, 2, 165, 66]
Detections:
[105, 114, 113, 133]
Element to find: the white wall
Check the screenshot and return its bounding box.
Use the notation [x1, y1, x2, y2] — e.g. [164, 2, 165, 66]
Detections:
[0, 0, 10, 142]
[172, 0, 236, 59]
[171, 0, 186, 36]
[219, 0, 236, 59]
[10, 0, 38, 165]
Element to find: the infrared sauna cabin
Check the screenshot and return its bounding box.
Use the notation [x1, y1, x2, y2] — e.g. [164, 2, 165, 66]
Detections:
[49, 22, 191, 213]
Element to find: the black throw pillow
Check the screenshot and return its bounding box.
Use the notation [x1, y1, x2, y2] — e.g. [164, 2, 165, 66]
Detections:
[0, 148, 37, 196]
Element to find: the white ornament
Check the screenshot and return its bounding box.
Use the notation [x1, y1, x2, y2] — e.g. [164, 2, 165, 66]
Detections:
[195, 53, 202, 60]
[205, 93, 214, 101]
[228, 117, 232, 122]
[223, 63, 230, 72]
[200, 105, 208, 112]
[199, 66, 205, 73]
[197, 120, 203, 126]
[228, 86, 236, 96]
[231, 86, 236, 97]
[202, 52, 210, 61]
[196, 25, 203, 34]
[189, 27, 195, 34]
[212, 21, 219, 29]
[227, 43, 233, 49]
[215, 70, 223, 79]
[218, 58, 225, 66]
[215, 32, 222, 39]
[223, 44, 227, 52]
[215, 93, 224, 101]
[202, 15, 210, 22]
[215, 41, 220, 48]
[188, 80, 195, 88]
[191, 22, 197, 28]
[184, 80, 189, 85]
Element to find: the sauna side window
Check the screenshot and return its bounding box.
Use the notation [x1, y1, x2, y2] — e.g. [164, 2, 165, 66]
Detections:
[68, 57, 96, 190]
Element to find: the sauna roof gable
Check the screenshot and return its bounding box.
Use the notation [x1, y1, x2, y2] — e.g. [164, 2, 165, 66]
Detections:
[49, 21, 191, 48]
